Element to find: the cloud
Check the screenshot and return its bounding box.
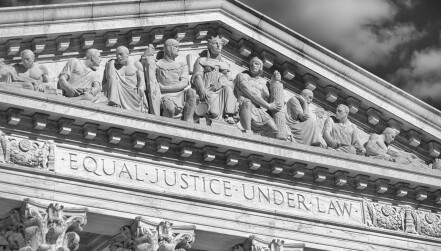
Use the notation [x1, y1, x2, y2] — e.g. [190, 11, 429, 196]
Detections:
[284, 0, 423, 67]
[388, 47, 441, 106]
[242, 0, 423, 67]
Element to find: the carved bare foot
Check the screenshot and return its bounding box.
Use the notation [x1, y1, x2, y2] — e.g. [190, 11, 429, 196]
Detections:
[225, 116, 235, 124]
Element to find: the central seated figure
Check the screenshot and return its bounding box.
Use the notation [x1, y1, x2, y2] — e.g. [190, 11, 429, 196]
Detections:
[191, 35, 236, 124]
[103, 46, 148, 112]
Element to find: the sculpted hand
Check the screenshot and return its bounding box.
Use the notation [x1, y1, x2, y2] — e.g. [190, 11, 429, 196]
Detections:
[271, 70, 281, 83]
[35, 83, 46, 92]
[199, 88, 208, 102]
[268, 101, 282, 112]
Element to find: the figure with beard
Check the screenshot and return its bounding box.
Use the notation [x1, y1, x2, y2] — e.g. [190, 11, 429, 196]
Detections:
[0, 50, 50, 92]
[191, 35, 236, 124]
[58, 48, 108, 103]
[323, 104, 365, 154]
[155, 39, 196, 121]
[104, 46, 148, 112]
[285, 89, 326, 146]
[234, 57, 282, 136]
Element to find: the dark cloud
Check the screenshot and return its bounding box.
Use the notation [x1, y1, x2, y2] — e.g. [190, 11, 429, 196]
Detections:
[240, 0, 441, 109]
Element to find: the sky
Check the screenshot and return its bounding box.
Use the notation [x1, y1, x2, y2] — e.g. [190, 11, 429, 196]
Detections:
[1, 0, 441, 110]
[240, 0, 441, 110]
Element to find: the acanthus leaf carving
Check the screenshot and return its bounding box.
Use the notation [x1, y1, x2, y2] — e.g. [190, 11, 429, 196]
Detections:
[108, 218, 195, 251]
[233, 235, 286, 251]
[0, 199, 87, 251]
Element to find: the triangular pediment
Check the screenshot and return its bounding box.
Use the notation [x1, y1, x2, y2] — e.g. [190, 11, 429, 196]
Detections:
[1, 1, 441, 250]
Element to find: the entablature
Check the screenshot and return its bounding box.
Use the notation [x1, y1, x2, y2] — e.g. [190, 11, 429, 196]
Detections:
[0, 86, 441, 209]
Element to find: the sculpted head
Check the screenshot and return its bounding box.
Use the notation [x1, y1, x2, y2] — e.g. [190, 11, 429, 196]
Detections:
[207, 35, 223, 56]
[21, 49, 35, 69]
[335, 104, 349, 121]
[116, 46, 130, 65]
[164, 39, 179, 60]
[300, 89, 314, 104]
[85, 49, 101, 69]
[249, 57, 263, 77]
[383, 127, 398, 145]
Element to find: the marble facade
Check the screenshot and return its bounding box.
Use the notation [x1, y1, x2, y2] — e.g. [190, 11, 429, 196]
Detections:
[0, 1, 441, 250]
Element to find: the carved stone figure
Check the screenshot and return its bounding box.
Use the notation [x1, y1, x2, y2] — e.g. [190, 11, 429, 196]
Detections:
[103, 46, 148, 112]
[0, 50, 50, 92]
[285, 89, 326, 146]
[191, 35, 236, 124]
[0, 199, 87, 251]
[108, 218, 195, 251]
[323, 104, 365, 154]
[152, 39, 196, 121]
[365, 127, 398, 161]
[365, 128, 427, 168]
[58, 48, 108, 103]
[234, 57, 282, 137]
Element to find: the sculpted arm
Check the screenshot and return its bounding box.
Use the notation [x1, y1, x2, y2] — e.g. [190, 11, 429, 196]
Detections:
[236, 73, 279, 111]
[365, 134, 387, 156]
[192, 58, 207, 100]
[351, 125, 366, 154]
[158, 64, 189, 92]
[40, 64, 50, 83]
[135, 61, 146, 93]
[58, 73, 81, 97]
[323, 117, 337, 148]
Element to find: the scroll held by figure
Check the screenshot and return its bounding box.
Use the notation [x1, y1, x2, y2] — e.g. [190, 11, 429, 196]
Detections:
[58, 48, 108, 103]
[151, 39, 196, 121]
[191, 35, 237, 124]
[0, 50, 53, 93]
[234, 57, 282, 137]
[323, 104, 365, 155]
[103, 46, 148, 112]
[285, 89, 326, 147]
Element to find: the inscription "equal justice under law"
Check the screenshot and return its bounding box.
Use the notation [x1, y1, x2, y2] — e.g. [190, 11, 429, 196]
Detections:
[62, 152, 362, 222]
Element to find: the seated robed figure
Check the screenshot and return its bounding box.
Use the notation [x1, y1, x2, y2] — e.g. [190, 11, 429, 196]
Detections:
[323, 104, 365, 154]
[234, 57, 282, 136]
[58, 49, 108, 103]
[0, 50, 50, 92]
[103, 46, 148, 112]
[191, 35, 236, 124]
[151, 39, 196, 121]
[285, 89, 326, 147]
[365, 127, 427, 168]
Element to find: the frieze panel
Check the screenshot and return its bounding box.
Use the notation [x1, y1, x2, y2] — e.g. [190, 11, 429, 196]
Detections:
[0, 199, 87, 251]
[0, 130, 55, 170]
[56, 147, 365, 227]
[364, 199, 441, 238]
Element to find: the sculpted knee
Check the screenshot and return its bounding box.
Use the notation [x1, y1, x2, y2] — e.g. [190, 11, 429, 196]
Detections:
[162, 100, 175, 116]
[185, 88, 197, 102]
[241, 99, 252, 111]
